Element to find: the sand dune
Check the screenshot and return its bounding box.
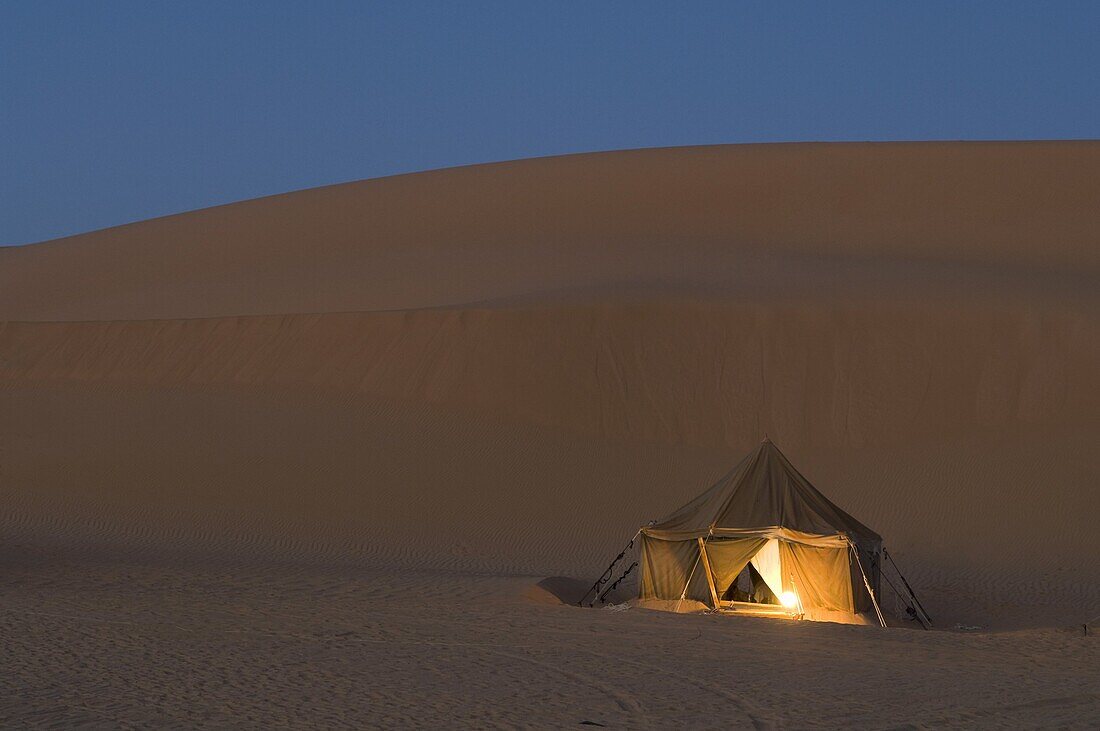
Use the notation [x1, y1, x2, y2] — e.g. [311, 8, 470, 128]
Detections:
[3, 142, 1099, 726]
[2, 141, 1098, 321]
[2, 300, 1097, 627]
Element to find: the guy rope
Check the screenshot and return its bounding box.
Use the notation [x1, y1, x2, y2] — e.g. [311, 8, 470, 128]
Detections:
[674, 525, 715, 613]
[579, 528, 643, 607]
[847, 537, 887, 628]
[883, 548, 933, 628]
[598, 561, 638, 604]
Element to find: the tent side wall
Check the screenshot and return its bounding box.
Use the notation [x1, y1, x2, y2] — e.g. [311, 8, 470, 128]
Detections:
[642, 532, 883, 616]
[640, 535, 708, 602]
[779, 541, 856, 612]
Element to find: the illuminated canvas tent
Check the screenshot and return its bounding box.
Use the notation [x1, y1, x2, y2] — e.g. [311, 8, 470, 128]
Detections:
[639, 438, 883, 622]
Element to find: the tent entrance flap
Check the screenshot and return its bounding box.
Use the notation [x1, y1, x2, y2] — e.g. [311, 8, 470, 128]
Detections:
[641, 535, 767, 604]
[699, 537, 769, 602]
[749, 538, 783, 600]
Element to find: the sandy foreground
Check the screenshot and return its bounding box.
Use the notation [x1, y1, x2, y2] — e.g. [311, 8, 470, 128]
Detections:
[2, 142, 1099, 727]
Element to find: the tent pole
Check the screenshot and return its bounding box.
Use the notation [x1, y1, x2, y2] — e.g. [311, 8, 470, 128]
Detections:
[697, 537, 720, 609]
[675, 529, 712, 613]
[674, 551, 703, 613]
[788, 572, 806, 619]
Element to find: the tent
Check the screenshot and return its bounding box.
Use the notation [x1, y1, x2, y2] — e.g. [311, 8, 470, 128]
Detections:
[638, 438, 884, 622]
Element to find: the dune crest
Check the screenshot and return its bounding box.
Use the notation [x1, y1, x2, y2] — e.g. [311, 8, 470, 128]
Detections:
[2, 141, 1098, 321]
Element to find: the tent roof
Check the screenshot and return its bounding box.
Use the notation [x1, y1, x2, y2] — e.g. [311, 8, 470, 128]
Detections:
[644, 439, 881, 545]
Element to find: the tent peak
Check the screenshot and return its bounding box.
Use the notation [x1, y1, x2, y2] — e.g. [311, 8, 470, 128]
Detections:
[648, 438, 883, 545]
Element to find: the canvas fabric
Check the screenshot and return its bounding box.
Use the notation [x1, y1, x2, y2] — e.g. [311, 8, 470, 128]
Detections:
[750, 538, 783, 599]
[640, 535, 765, 602]
[644, 440, 880, 546]
[779, 541, 856, 612]
[639, 440, 882, 615]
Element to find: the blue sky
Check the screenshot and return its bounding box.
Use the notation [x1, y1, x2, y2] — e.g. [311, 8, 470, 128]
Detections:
[2, 2, 1098, 245]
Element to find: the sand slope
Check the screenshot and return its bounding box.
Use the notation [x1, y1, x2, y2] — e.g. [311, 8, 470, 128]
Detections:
[2, 142, 1099, 726]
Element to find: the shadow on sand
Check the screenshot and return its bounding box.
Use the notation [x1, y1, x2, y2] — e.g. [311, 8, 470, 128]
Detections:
[524, 576, 592, 606]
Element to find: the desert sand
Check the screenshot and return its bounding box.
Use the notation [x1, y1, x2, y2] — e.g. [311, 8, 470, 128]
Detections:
[2, 142, 1098, 728]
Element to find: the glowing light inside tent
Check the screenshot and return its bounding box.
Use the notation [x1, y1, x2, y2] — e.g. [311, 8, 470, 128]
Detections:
[779, 591, 799, 608]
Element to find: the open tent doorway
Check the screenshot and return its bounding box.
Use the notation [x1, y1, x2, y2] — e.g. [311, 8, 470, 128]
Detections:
[722, 539, 782, 605]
